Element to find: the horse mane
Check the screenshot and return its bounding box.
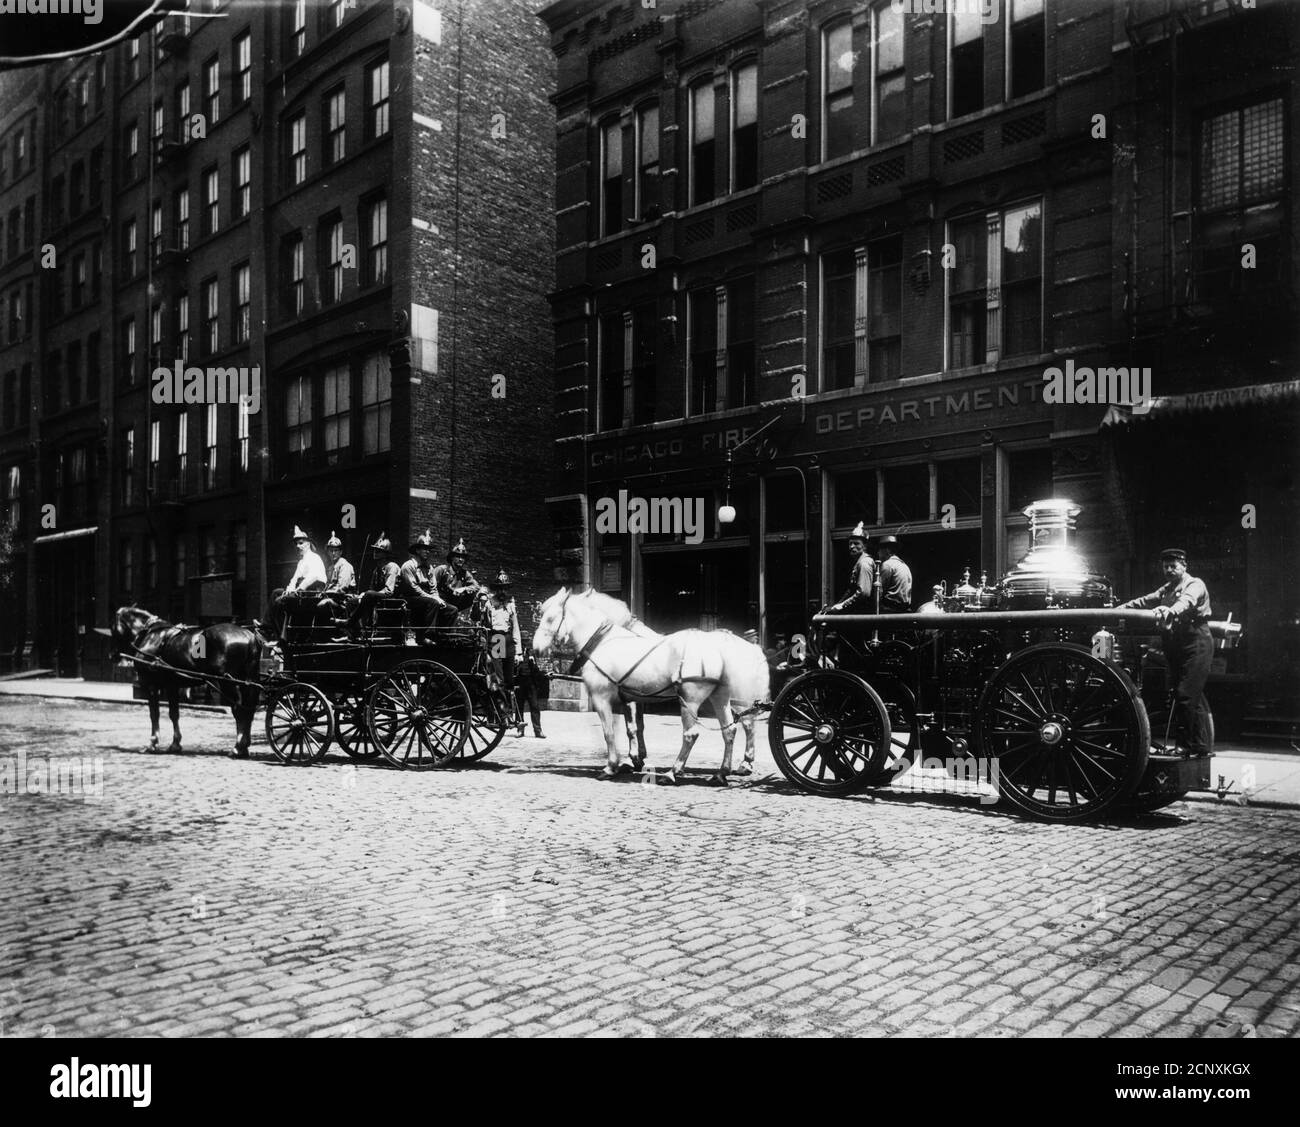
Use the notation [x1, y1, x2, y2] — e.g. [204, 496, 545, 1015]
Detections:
[582, 589, 635, 625]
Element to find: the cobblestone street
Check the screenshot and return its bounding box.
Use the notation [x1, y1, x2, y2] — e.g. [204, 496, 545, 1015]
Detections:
[2, 696, 1298, 1039]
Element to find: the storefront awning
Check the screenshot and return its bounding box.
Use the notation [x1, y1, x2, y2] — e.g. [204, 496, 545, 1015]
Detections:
[33, 526, 98, 545]
[1100, 379, 1300, 428]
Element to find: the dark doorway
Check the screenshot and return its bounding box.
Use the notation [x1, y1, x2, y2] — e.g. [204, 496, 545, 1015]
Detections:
[642, 547, 751, 634]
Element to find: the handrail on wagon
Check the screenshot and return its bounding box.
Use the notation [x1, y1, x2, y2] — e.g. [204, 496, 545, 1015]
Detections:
[811, 607, 1242, 641]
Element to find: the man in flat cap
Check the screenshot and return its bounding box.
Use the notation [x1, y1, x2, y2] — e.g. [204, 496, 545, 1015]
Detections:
[875, 535, 913, 614]
[1121, 548, 1214, 755]
[826, 521, 875, 614]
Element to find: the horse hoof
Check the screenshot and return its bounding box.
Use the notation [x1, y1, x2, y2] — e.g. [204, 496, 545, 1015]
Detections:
[657, 771, 679, 786]
[600, 766, 618, 779]
[707, 773, 729, 787]
[734, 764, 754, 778]
[616, 762, 636, 776]
[228, 749, 249, 760]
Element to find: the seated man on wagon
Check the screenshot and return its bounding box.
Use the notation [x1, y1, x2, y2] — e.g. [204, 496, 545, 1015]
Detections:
[825, 522, 874, 615]
[270, 525, 327, 641]
[315, 531, 358, 628]
[341, 533, 401, 641]
[432, 537, 483, 628]
[399, 530, 449, 644]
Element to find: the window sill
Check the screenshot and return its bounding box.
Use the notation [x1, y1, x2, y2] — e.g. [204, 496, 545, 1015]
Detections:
[935, 86, 1056, 134]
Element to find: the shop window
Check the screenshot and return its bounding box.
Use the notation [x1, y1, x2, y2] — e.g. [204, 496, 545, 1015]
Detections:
[882, 464, 930, 523]
[1006, 447, 1052, 513]
[834, 469, 876, 528]
[936, 457, 981, 517]
[764, 472, 805, 534]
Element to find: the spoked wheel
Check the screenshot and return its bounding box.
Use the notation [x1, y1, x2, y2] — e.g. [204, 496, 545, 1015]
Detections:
[457, 683, 510, 762]
[335, 690, 382, 762]
[367, 659, 471, 769]
[865, 673, 919, 785]
[768, 669, 892, 796]
[974, 643, 1149, 822]
[264, 682, 335, 765]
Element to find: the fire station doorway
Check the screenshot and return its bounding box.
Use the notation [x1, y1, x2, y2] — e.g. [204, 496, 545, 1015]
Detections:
[641, 546, 750, 634]
[35, 530, 97, 677]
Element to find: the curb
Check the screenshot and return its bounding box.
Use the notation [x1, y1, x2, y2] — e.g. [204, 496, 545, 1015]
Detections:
[0, 689, 230, 715]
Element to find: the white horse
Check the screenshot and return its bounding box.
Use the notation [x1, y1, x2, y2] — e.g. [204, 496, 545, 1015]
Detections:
[531, 588, 769, 784]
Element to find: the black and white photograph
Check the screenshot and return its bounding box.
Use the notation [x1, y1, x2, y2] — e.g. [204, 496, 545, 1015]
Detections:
[0, 0, 1295, 1092]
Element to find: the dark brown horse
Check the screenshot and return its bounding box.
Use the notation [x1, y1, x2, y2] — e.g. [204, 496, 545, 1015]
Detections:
[111, 606, 262, 757]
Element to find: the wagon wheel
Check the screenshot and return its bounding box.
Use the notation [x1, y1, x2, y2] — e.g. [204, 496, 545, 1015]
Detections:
[264, 682, 335, 765]
[1128, 705, 1214, 813]
[974, 643, 1149, 823]
[367, 659, 471, 769]
[768, 669, 892, 796]
[460, 685, 510, 762]
[335, 689, 383, 761]
[865, 673, 919, 784]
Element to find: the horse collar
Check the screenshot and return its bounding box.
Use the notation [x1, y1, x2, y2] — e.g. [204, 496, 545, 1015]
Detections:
[568, 620, 614, 675]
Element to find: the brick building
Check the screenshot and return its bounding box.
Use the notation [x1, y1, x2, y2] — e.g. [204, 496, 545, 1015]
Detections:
[537, 0, 1297, 730]
[0, 0, 555, 679]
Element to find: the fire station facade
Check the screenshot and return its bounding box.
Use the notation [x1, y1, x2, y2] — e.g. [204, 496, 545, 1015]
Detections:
[538, 0, 1299, 732]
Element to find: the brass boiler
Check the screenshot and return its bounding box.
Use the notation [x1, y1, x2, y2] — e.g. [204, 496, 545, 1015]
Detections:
[997, 498, 1112, 610]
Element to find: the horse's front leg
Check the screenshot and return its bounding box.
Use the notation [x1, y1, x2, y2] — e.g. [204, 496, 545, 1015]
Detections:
[596, 696, 626, 778]
[167, 691, 183, 753]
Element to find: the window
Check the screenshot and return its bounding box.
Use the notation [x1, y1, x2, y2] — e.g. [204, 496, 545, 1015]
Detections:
[821, 239, 903, 390]
[124, 123, 139, 183]
[1007, 447, 1053, 513]
[363, 196, 387, 285]
[204, 55, 221, 125]
[235, 31, 251, 104]
[233, 146, 250, 219]
[45, 352, 62, 416]
[23, 198, 33, 248]
[947, 202, 1042, 367]
[949, 9, 984, 119]
[56, 91, 70, 140]
[70, 162, 85, 218]
[1008, 0, 1045, 100]
[873, 1, 905, 144]
[13, 129, 24, 175]
[284, 233, 305, 316]
[868, 237, 902, 381]
[236, 395, 250, 474]
[631, 304, 657, 426]
[1, 373, 13, 431]
[149, 418, 160, 490]
[322, 363, 351, 463]
[601, 120, 623, 236]
[123, 218, 137, 278]
[1196, 98, 1286, 299]
[89, 146, 103, 207]
[75, 75, 89, 128]
[321, 216, 344, 305]
[200, 528, 219, 576]
[128, 36, 141, 83]
[203, 278, 219, 354]
[325, 0, 345, 32]
[175, 186, 189, 249]
[824, 21, 855, 161]
[145, 536, 158, 588]
[177, 81, 192, 141]
[289, 113, 307, 186]
[5, 209, 15, 259]
[3, 465, 19, 531]
[233, 522, 247, 581]
[151, 303, 163, 352]
[203, 403, 218, 490]
[176, 292, 190, 361]
[121, 427, 135, 505]
[87, 331, 100, 401]
[153, 98, 165, 139]
[120, 540, 134, 595]
[688, 290, 717, 417]
[175, 414, 188, 493]
[284, 374, 312, 467]
[46, 266, 64, 320]
[203, 166, 219, 235]
[636, 104, 659, 220]
[599, 311, 626, 430]
[690, 81, 716, 205]
[325, 88, 345, 166]
[366, 58, 390, 140]
[361, 351, 391, 454]
[233, 263, 250, 343]
[50, 175, 65, 228]
[291, 0, 307, 56]
[731, 63, 758, 192]
[151, 198, 163, 257]
[66, 341, 81, 407]
[122, 317, 137, 382]
[821, 249, 855, 391]
[173, 538, 187, 587]
[727, 276, 756, 410]
[71, 254, 86, 310]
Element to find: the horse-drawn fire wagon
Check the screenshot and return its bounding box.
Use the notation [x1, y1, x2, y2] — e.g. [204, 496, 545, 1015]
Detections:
[767, 499, 1243, 822]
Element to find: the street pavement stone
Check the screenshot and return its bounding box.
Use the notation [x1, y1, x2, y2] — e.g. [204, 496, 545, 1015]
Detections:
[1, 697, 1299, 1038]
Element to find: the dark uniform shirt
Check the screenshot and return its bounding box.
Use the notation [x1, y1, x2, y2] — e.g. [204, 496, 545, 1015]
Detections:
[832, 554, 875, 612]
[878, 556, 913, 612]
[1124, 573, 1212, 626]
[433, 563, 481, 611]
[398, 557, 441, 601]
[367, 560, 400, 596]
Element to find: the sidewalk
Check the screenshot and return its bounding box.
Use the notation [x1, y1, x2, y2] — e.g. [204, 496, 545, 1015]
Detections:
[1, 676, 1297, 808]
